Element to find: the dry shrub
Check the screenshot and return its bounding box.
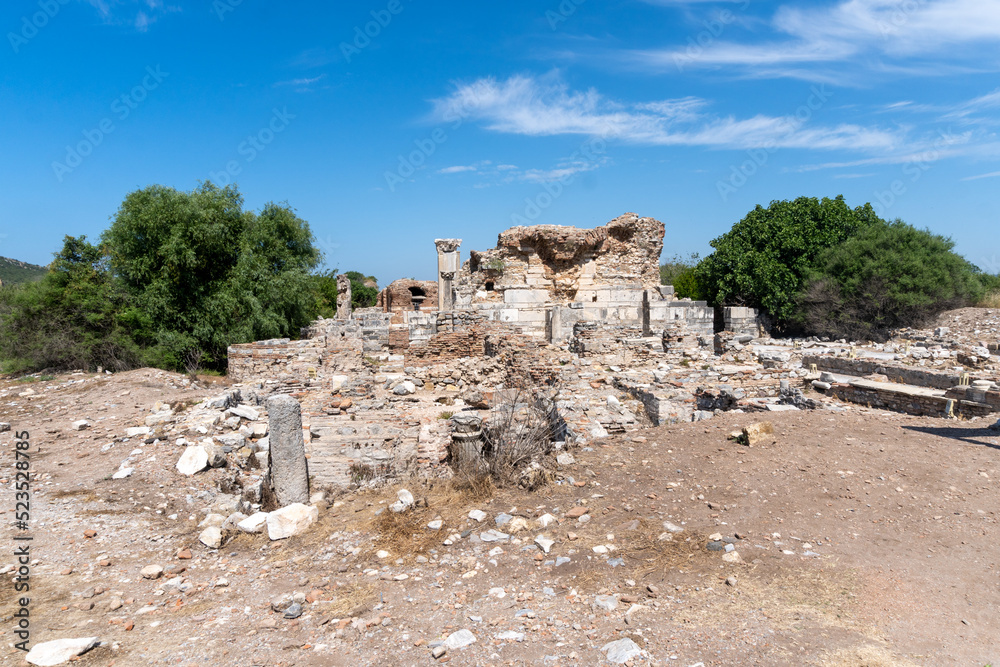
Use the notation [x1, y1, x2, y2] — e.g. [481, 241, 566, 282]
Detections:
[448, 469, 496, 504]
[617, 519, 710, 577]
[453, 384, 562, 489]
[979, 290, 1000, 308]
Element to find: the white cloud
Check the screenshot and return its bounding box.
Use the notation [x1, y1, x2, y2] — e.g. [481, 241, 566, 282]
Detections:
[81, 0, 179, 32]
[628, 0, 1000, 79]
[438, 165, 479, 174]
[520, 158, 604, 183]
[275, 75, 327, 89]
[432, 74, 900, 152]
[962, 170, 1000, 181]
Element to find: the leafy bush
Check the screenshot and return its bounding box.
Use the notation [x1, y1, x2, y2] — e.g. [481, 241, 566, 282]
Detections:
[696, 196, 885, 326]
[343, 270, 378, 310]
[0, 236, 143, 373]
[795, 221, 986, 341]
[977, 272, 1000, 307]
[659, 253, 704, 300]
[0, 183, 324, 373]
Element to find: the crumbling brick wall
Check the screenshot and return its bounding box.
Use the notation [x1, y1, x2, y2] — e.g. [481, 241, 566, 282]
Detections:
[377, 279, 439, 317]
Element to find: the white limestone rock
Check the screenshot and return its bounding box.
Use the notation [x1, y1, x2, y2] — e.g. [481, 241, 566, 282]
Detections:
[176, 446, 209, 476]
[237, 512, 269, 533]
[25, 637, 100, 666]
[266, 503, 318, 540]
[199, 526, 223, 549]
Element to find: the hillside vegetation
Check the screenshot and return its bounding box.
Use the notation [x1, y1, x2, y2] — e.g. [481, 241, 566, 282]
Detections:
[0, 256, 47, 285]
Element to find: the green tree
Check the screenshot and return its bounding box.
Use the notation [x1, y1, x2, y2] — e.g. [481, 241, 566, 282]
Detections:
[796, 221, 985, 341]
[696, 195, 885, 326]
[0, 236, 141, 372]
[0, 183, 324, 373]
[659, 253, 704, 300]
[103, 183, 321, 369]
[344, 270, 378, 310]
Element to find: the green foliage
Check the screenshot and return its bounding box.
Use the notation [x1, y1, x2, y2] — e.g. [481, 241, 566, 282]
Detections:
[310, 269, 379, 316]
[0, 256, 47, 285]
[0, 183, 323, 373]
[659, 253, 704, 300]
[484, 258, 506, 274]
[344, 270, 378, 310]
[102, 183, 321, 369]
[796, 221, 985, 341]
[982, 273, 1000, 290]
[0, 236, 143, 373]
[311, 270, 339, 318]
[696, 196, 885, 325]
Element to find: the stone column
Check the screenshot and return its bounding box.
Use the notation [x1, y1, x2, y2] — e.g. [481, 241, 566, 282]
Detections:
[435, 239, 461, 311]
[265, 395, 310, 506]
[549, 305, 563, 344]
[336, 274, 352, 320]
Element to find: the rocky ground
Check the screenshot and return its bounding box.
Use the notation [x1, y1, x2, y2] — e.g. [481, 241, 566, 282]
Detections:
[1, 370, 999, 666]
[2, 308, 1000, 667]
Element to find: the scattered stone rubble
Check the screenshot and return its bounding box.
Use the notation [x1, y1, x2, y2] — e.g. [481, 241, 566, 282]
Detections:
[215, 218, 1000, 503]
[20, 218, 993, 664]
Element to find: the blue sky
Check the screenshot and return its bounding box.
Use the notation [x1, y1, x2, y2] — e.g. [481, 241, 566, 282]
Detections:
[2, 0, 999, 286]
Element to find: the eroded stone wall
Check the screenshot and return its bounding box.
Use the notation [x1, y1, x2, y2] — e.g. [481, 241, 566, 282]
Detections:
[460, 213, 664, 304]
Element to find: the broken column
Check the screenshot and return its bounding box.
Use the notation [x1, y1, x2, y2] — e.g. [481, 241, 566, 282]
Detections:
[264, 394, 309, 506]
[336, 274, 352, 320]
[435, 238, 461, 311]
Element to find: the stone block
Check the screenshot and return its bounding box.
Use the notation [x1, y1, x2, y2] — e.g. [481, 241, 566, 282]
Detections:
[503, 289, 549, 305]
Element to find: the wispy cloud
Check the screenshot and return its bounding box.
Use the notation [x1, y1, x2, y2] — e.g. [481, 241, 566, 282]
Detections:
[432, 73, 900, 152]
[289, 47, 341, 69]
[962, 170, 1000, 181]
[437, 164, 481, 174]
[519, 158, 604, 183]
[626, 0, 1000, 80]
[434, 154, 603, 186]
[274, 75, 327, 91]
[81, 0, 179, 32]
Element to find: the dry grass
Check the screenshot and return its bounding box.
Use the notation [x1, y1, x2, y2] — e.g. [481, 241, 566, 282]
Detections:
[367, 474, 504, 562]
[369, 506, 443, 561]
[979, 290, 1000, 308]
[617, 519, 711, 579]
[324, 581, 380, 618]
[50, 488, 98, 500]
[448, 471, 496, 505]
[815, 645, 920, 667]
[682, 564, 872, 640]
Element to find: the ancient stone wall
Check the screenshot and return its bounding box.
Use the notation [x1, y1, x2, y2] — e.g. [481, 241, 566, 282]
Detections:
[569, 322, 658, 360]
[227, 338, 326, 386]
[802, 355, 996, 390]
[826, 382, 995, 418]
[459, 213, 664, 304]
[720, 306, 766, 336]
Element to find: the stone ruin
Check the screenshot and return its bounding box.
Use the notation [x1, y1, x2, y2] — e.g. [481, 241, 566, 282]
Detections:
[226, 212, 1000, 497]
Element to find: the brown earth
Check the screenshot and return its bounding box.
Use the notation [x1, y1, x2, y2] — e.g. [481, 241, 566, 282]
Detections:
[1, 369, 998, 666]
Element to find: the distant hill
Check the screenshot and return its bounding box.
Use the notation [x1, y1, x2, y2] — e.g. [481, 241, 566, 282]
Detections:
[0, 256, 47, 286]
